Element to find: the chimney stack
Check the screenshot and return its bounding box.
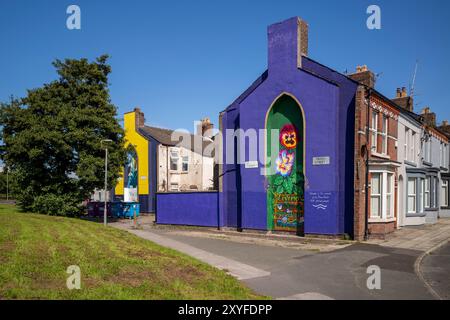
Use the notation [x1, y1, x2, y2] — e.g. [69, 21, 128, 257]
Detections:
[421, 107, 437, 127]
[196, 117, 214, 138]
[134, 107, 145, 128]
[348, 65, 376, 88]
[439, 120, 450, 138]
[392, 87, 414, 112]
[268, 17, 309, 72]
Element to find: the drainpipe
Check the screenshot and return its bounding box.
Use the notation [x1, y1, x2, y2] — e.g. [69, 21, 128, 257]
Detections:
[364, 87, 372, 241]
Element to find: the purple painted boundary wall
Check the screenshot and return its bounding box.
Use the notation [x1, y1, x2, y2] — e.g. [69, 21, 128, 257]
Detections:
[156, 192, 221, 228]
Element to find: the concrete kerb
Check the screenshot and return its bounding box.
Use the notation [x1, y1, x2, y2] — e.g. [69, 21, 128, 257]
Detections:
[414, 237, 450, 300]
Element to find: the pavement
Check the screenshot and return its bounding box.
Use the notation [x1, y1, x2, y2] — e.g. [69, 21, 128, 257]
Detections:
[110, 216, 450, 300]
[420, 242, 450, 300]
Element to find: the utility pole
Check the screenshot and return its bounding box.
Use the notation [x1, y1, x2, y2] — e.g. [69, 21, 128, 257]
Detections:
[101, 139, 112, 226]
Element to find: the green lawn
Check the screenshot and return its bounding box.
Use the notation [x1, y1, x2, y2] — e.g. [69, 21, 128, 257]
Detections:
[0, 204, 263, 300]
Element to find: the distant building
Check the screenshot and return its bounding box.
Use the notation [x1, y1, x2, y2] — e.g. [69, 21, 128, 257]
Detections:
[113, 108, 215, 213]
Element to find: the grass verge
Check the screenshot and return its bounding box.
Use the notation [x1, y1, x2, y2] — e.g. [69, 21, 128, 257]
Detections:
[0, 204, 264, 300]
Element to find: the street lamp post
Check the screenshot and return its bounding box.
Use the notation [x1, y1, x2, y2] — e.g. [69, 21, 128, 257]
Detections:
[6, 168, 9, 202]
[101, 139, 113, 226]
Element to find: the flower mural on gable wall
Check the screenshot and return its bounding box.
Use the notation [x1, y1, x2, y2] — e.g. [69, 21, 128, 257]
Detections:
[280, 124, 298, 150]
[276, 149, 295, 177]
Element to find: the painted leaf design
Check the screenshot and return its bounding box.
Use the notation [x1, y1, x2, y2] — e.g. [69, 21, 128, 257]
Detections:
[277, 185, 284, 194]
[274, 175, 284, 186]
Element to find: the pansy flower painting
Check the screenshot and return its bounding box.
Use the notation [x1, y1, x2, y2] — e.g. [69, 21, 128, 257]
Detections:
[280, 124, 298, 150]
[275, 149, 295, 177]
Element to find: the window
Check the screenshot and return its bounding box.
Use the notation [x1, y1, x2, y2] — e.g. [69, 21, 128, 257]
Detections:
[386, 173, 394, 218]
[170, 149, 179, 171]
[371, 173, 382, 218]
[433, 177, 438, 208]
[371, 111, 378, 151]
[170, 182, 179, 191]
[441, 143, 448, 168]
[424, 138, 431, 163]
[442, 180, 449, 207]
[182, 156, 189, 172]
[370, 171, 396, 220]
[380, 115, 388, 155]
[408, 178, 417, 214]
[411, 132, 416, 162]
[404, 128, 409, 161]
[425, 177, 431, 208]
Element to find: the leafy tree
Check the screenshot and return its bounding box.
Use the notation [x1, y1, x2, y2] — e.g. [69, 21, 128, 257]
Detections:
[0, 55, 125, 215]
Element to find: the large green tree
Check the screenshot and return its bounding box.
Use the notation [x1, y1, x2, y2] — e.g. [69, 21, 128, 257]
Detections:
[0, 55, 125, 215]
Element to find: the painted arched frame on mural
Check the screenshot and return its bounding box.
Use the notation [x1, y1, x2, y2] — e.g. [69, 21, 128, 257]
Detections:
[266, 93, 306, 236]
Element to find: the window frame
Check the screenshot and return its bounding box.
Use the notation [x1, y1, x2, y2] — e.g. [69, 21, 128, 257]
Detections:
[407, 177, 417, 214]
[369, 170, 396, 221]
[169, 148, 179, 172]
[424, 176, 431, 209]
[378, 115, 388, 155]
[370, 111, 378, 152]
[404, 127, 409, 161]
[181, 155, 189, 173]
[370, 172, 382, 219]
[442, 179, 449, 208]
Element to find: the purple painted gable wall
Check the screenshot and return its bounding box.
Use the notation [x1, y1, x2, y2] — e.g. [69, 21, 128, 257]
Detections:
[221, 17, 358, 236]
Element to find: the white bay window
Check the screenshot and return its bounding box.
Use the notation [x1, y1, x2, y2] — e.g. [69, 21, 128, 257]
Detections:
[370, 171, 395, 221]
[442, 180, 449, 208]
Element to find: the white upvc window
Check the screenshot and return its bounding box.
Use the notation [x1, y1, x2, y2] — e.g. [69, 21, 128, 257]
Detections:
[170, 149, 179, 171]
[408, 178, 417, 214]
[371, 111, 378, 151]
[433, 177, 438, 208]
[386, 173, 394, 218]
[370, 173, 382, 218]
[425, 177, 431, 208]
[442, 180, 449, 207]
[182, 156, 189, 172]
[419, 178, 425, 213]
[370, 171, 395, 220]
[445, 144, 449, 168]
[424, 138, 431, 163]
[411, 131, 416, 162]
[380, 115, 388, 155]
[441, 143, 448, 168]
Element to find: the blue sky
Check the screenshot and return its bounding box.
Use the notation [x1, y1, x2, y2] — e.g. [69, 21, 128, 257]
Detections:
[1, 0, 449, 131]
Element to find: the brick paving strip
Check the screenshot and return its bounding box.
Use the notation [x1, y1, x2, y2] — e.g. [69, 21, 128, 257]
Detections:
[368, 219, 450, 251]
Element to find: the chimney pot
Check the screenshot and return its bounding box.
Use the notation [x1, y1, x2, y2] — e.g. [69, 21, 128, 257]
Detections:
[420, 107, 437, 127]
[348, 65, 376, 88]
